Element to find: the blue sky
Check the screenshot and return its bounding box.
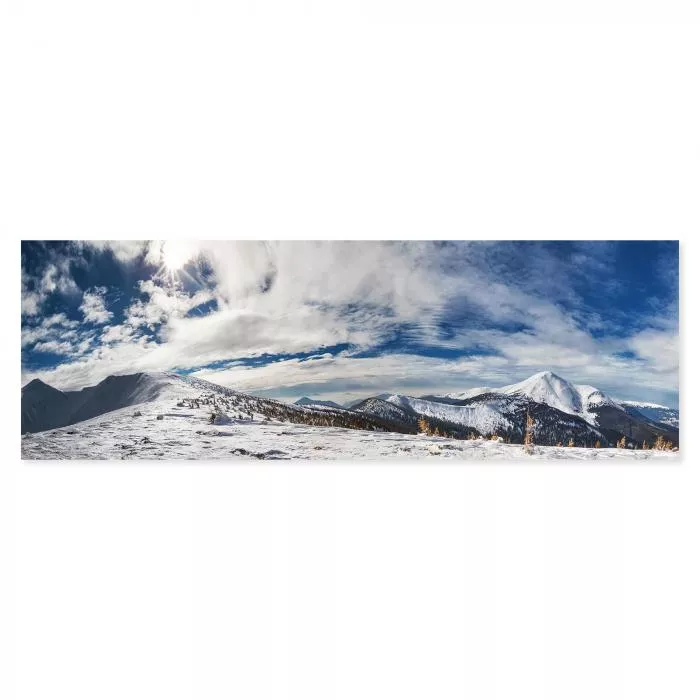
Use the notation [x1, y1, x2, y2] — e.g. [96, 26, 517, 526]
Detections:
[21, 240, 679, 407]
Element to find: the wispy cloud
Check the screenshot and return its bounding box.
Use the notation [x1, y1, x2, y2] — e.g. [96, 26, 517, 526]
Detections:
[79, 287, 113, 324]
[21, 241, 679, 407]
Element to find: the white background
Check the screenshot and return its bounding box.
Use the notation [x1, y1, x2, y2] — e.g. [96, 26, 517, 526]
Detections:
[1, 3, 698, 699]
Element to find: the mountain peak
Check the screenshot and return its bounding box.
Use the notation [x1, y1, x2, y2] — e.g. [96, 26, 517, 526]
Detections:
[531, 370, 560, 380]
[499, 371, 585, 416]
[22, 377, 57, 393]
[524, 370, 574, 386]
[294, 396, 344, 409]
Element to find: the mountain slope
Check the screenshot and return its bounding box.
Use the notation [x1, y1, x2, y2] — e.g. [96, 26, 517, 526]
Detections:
[21, 372, 205, 434]
[618, 401, 679, 428]
[355, 391, 609, 446]
[496, 371, 621, 424]
[22, 379, 76, 433]
[20, 372, 410, 436]
[443, 387, 494, 401]
[434, 371, 678, 447]
[294, 397, 346, 410]
[352, 397, 420, 429]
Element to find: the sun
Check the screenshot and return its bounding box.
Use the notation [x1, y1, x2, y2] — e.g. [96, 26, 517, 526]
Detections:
[162, 241, 193, 271]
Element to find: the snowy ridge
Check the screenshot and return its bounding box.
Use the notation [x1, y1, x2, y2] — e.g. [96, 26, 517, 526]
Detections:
[440, 371, 623, 427]
[352, 397, 415, 424]
[21, 372, 394, 436]
[21, 372, 193, 434]
[619, 400, 668, 409]
[444, 387, 493, 401]
[384, 393, 512, 436]
[617, 400, 679, 428]
[294, 397, 346, 410]
[497, 372, 622, 425]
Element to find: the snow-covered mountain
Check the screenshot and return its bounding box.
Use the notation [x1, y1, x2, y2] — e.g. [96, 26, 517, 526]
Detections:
[617, 401, 679, 429]
[21, 372, 408, 436]
[21, 369, 679, 457]
[442, 387, 494, 401]
[384, 393, 513, 437]
[22, 372, 186, 434]
[351, 397, 420, 428]
[21, 378, 77, 434]
[354, 390, 609, 446]
[497, 371, 622, 425]
[360, 371, 679, 448]
[294, 397, 346, 410]
[437, 371, 678, 432]
[442, 371, 621, 424]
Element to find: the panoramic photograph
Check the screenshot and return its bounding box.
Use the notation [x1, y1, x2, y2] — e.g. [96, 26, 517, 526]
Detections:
[21, 240, 679, 460]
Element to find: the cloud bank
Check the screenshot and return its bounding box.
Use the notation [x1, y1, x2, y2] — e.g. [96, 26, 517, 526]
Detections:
[20, 240, 680, 407]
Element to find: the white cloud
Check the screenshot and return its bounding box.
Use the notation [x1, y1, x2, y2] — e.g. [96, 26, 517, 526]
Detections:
[21, 313, 81, 347]
[41, 263, 74, 294]
[101, 324, 134, 344]
[189, 336, 680, 407]
[125, 279, 213, 329]
[21, 241, 679, 407]
[43, 313, 79, 329]
[21, 259, 79, 316]
[627, 328, 679, 375]
[21, 290, 42, 316]
[79, 287, 113, 324]
[32, 340, 75, 355]
[86, 240, 147, 263]
[84, 240, 165, 266]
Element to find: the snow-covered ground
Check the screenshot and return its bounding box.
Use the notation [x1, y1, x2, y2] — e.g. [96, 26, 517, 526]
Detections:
[21, 394, 679, 461]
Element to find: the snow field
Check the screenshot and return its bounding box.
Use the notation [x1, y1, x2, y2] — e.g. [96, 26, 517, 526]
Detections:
[21, 395, 678, 461]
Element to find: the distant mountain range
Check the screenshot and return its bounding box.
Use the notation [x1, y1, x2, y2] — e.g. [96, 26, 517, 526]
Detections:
[21, 372, 413, 437]
[22, 370, 679, 449]
[616, 400, 679, 429]
[294, 396, 346, 410]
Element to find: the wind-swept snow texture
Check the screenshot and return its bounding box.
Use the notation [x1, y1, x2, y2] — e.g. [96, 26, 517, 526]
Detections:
[21, 396, 678, 461]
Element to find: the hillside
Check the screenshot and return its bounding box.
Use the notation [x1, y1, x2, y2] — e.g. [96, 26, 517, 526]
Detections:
[21, 398, 678, 461]
[21, 369, 679, 457]
[21, 372, 411, 437]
